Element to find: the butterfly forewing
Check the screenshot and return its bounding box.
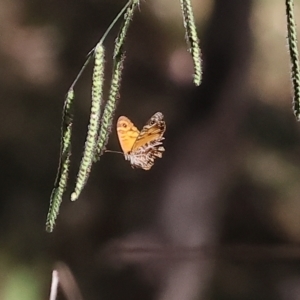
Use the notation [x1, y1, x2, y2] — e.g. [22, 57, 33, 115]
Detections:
[116, 116, 140, 154]
[131, 112, 166, 151]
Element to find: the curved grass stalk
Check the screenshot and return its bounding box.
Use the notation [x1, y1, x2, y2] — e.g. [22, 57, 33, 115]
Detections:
[69, 0, 133, 91]
[46, 89, 74, 232]
[286, 0, 300, 120]
[180, 0, 202, 86]
[71, 44, 105, 201]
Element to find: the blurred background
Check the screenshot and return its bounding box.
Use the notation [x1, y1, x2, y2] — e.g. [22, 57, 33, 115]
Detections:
[0, 0, 300, 299]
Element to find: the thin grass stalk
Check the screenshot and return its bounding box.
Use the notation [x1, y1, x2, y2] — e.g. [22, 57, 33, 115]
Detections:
[69, 0, 133, 91]
[54, 262, 84, 300]
[49, 270, 59, 300]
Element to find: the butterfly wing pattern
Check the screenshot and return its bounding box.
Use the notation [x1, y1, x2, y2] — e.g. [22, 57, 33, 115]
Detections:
[117, 112, 166, 170]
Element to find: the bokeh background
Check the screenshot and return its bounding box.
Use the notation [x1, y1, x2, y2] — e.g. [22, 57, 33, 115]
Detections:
[1, 0, 300, 299]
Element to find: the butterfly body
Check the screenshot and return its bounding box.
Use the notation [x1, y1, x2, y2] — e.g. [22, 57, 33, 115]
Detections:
[117, 112, 166, 170]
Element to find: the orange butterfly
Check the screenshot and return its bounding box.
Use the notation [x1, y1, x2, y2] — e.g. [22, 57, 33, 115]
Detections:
[116, 112, 166, 170]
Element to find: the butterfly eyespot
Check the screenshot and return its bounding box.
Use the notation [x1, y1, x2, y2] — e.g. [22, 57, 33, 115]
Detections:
[149, 120, 155, 126]
[122, 123, 127, 128]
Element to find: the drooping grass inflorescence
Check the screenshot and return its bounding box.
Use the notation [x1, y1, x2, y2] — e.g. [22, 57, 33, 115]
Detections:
[180, 0, 202, 86]
[46, 89, 74, 232]
[46, 0, 202, 231]
[114, 0, 139, 59]
[94, 52, 126, 161]
[286, 0, 300, 120]
[71, 44, 105, 202]
[94, 1, 139, 160]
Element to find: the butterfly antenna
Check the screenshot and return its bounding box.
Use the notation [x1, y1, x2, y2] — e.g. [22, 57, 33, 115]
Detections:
[105, 150, 123, 155]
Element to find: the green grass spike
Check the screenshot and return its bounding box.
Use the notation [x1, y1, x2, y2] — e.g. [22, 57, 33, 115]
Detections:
[114, 0, 139, 59]
[286, 0, 300, 120]
[71, 44, 105, 201]
[94, 51, 126, 160]
[180, 0, 202, 86]
[46, 89, 74, 232]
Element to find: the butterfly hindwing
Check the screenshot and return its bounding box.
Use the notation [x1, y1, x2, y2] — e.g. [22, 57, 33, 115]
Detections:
[129, 136, 165, 170]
